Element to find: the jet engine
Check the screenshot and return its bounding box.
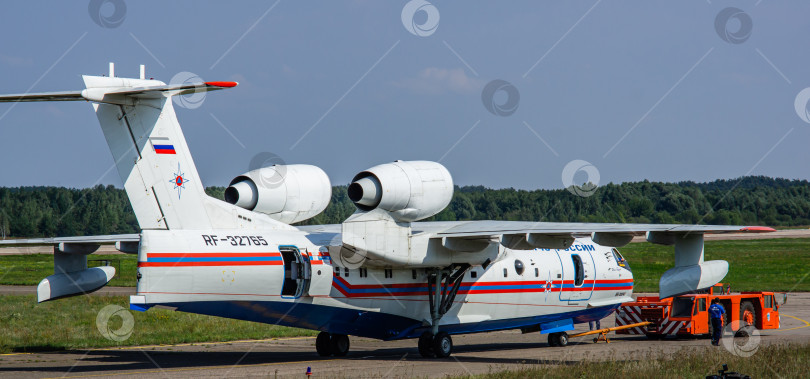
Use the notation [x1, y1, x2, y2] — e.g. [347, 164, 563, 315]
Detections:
[348, 160, 453, 222]
[225, 164, 331, 224]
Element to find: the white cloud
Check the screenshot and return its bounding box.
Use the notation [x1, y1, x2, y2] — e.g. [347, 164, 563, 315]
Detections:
[393, 67, 483, 95]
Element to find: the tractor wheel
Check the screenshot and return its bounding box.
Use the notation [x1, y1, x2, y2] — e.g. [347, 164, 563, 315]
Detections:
[739, 301, 757, 329]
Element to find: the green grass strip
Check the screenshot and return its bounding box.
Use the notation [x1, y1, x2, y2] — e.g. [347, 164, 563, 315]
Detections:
[0, 295, 315, 353]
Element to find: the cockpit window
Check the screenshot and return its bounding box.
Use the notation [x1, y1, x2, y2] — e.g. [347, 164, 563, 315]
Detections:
[612, 248, 630, 271]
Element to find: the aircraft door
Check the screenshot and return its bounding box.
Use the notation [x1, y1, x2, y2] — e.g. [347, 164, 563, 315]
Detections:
[569, 251, 595, 301]
[556, 251, 573, 301]
[280, 246, 311, 298]
[557, 251, 596, 303]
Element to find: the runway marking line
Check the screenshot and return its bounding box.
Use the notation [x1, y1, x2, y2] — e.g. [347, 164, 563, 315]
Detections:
[776, 313, 810, 332]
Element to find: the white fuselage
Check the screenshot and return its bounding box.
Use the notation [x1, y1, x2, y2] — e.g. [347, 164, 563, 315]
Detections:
[133, 229, 633, 340]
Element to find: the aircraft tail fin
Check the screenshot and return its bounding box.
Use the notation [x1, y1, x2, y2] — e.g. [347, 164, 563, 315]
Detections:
[0, 64, 281, 231]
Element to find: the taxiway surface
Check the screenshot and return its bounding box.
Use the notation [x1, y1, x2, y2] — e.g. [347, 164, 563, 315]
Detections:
[1, 293, 808, 378]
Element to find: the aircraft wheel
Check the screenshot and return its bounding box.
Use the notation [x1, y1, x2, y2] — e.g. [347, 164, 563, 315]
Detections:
[418, 332, 436, 358]
[548, 333, 559, 347]
[330, 334, 350, 357]
[315, 332, 332, 356]
[432, 332, 453, 358]
[557, 332, 569, 347]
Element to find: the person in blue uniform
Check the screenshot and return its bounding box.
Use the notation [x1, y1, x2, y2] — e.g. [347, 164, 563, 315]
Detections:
[709, 298, 725, 346]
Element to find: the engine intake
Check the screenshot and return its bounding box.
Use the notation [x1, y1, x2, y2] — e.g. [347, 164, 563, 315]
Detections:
[225, 164, 331, 224]
[349, 160, 452, 222]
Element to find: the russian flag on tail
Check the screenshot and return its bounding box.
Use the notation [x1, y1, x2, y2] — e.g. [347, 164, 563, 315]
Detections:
[150, 137, 176, 155]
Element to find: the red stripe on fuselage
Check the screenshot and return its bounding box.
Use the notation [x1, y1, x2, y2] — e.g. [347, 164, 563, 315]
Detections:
[147, 252, 282, 258]
[138, 261, 283, 267]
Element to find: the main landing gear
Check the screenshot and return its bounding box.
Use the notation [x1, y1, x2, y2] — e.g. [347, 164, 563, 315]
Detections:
[418, 264, 470, 358]
[418, 331, 453, 358]
[316, 332, 350, 357]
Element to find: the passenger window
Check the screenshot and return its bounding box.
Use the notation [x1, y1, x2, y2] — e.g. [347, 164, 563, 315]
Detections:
[344, 267, 349, 277]
[384, 269, 393, 279]
[470, 271, 477, 278]
[535, 268, 539, 277]
[572, 254, 584, 286]
[503, 268, 508, 278]
[334, 266, 340, 277]
[412, 270, 417, 280]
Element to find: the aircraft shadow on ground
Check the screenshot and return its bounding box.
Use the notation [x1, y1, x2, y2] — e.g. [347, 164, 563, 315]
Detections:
[0, 340, 611, 374]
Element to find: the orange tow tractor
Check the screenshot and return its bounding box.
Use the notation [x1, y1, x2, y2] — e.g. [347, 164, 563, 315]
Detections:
[615, 283, 780, 338]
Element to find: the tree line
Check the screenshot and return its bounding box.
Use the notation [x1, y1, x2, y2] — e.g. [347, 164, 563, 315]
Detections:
[0, 176, 807, 237]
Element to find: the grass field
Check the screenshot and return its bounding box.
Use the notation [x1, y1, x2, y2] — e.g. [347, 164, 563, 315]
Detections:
[1, 238, 808, 292]
[456, 342, 810, 379]
[0, 294, 316, 353]
[620, 238, 810, 292]
[0, 253, 139, 287]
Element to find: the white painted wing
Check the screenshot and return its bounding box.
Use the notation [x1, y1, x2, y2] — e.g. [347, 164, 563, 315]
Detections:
[416, 221, 774, 237]
[298, 221, 773, 239]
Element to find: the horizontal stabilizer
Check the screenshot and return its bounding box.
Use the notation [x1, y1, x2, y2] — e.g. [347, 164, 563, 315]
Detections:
[0, 81, 237, 103]
[0, 91, 84, 102]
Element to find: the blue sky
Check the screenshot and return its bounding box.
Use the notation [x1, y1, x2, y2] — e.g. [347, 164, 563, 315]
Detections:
[0, 1, 808, 190]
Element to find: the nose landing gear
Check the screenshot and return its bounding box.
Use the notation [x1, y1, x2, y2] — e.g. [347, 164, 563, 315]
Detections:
[547, 331, 569, 347]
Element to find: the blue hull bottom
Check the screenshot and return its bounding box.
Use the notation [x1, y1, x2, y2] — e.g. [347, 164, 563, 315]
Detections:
[156, 300, 619, 341]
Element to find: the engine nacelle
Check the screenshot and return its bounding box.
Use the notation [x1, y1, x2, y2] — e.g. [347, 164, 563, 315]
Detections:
[348, 160, 453, 222]
[225, 164, 331, 224]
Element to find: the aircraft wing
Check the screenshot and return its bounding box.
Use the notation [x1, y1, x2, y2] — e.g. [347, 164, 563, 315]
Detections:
[416, 220, 773, 237]
[300, 220, 773, 298]
[299, 221, 773, 240]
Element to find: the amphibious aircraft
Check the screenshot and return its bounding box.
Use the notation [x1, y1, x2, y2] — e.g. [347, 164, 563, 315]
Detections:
[0, 64, 773, 358]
